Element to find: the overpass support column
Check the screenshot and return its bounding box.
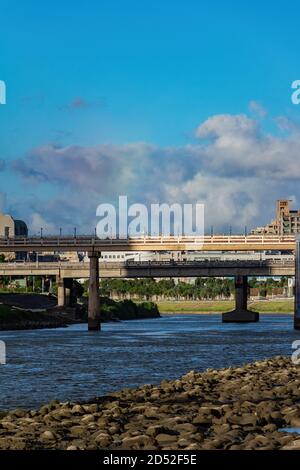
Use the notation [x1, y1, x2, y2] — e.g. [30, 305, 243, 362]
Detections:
[222, 276, 259, 323]
[57, 277, 65, 307]
[88, 252, 101, 331]
[295, 239, 300, 329]
[64, 278, 73, 307]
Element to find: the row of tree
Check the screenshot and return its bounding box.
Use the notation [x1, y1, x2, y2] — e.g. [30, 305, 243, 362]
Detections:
[97, 277, 289, 301]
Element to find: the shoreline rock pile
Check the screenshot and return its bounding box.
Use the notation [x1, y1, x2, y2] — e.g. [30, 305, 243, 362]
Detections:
[1, 356, 300, 450]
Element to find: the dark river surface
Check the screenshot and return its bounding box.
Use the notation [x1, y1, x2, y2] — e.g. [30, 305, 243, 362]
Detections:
[0, 314, 299, 410]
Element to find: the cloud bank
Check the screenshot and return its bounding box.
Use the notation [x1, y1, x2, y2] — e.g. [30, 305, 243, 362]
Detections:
[11, 112, 300, 234]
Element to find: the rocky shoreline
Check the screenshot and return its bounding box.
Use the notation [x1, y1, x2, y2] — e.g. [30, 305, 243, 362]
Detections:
[1, 357, 300, 450]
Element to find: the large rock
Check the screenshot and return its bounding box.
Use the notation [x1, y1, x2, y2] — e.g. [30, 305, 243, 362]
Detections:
[121, 435, 154, 449]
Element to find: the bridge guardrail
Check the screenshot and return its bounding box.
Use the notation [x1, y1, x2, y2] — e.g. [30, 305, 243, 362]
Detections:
[0, 234, 297, 248]
[0, 259, 295, 270]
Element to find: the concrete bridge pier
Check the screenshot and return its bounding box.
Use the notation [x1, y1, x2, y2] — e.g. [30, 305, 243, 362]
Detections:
[88, 252, 101, 331]
[64, 278, 73, 307]
[56, 277, 74, 307]
[222, 276, 259, 323]
[294, 239, 300, 329]
[57, 277, 65, 307]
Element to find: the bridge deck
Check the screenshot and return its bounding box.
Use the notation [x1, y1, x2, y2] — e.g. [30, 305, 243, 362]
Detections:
[0, 235, 296, 252]
[0, 260, 295, 278]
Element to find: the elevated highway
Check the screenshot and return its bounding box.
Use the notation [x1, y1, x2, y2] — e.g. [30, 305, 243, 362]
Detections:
[0, 234, 298, 330]
[0, 259, 295, 278]
[0, 234, 296, 253]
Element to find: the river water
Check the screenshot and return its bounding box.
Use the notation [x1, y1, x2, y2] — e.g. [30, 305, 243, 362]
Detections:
[0, 314, 299, 410]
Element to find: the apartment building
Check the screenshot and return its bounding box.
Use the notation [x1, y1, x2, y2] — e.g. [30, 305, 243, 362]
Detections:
[252, 200, 300, 236]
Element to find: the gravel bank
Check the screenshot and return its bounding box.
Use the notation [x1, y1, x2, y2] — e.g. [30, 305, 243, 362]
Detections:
[1, 356, 300, 450]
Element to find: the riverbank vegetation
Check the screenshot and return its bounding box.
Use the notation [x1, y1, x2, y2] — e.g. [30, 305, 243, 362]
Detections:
[0, 296, 160, 330]
[249, 299, 293, 313]
[99, 277, 289, 301]
[0, 275, 290, 300]
[100, 278, 234, 300]
[157, 299, 294, 314]
[0, 303, 69, 330]
[101, 298, 160, 321]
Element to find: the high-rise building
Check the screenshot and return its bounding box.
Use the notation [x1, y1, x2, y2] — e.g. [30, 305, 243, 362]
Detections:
[252, 200, 300, 235]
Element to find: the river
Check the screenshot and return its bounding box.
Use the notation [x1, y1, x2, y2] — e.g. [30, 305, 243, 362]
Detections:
[0, 314, 299, 410]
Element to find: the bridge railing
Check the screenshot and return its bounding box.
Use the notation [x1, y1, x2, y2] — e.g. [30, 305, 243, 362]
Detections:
[0, 234, 297, 247]
[0, 259, 295, 270]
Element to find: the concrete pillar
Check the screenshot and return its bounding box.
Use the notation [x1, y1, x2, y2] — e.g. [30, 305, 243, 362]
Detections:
[57, 277, 65, 307]
[295, 239, 300, 329]
[235, 275, 248, 311]
[64, 278, 73, 307]
[288, 278, 295, 299]
[223, 276, 259, 323]
[88, 252, 101, 331]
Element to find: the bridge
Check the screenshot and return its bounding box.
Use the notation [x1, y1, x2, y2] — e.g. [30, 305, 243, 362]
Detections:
[0, 234, 300, 330]
[0, 259, 295, 278]
[0, 234, 296, 252]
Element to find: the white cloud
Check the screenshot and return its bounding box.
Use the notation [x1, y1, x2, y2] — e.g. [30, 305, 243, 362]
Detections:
[196, 114, 258, 140]
[11, 112, 300, 233]
[30, 213, 56, 235]
[0, 192, 6, 213]
[249, 101, 267, 118]
[195, 113, 300, 180]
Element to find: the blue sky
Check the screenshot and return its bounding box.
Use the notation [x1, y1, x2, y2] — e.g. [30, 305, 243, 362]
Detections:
[1, 0, 300, 233]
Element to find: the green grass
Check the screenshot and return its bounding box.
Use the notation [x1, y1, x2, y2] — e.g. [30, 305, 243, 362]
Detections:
[157, 300, 234, 313]
[157, 299, 294, 314]
[249, 300, 293, 313]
